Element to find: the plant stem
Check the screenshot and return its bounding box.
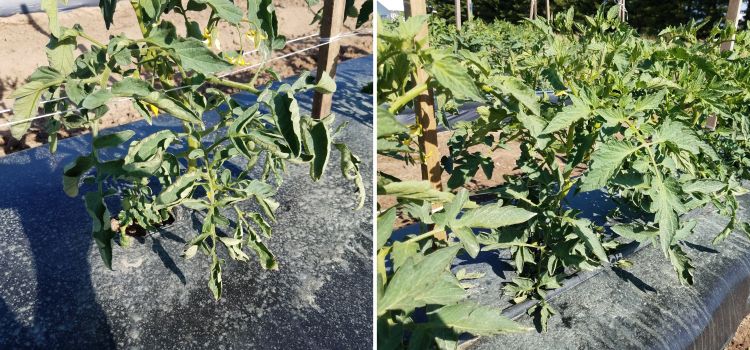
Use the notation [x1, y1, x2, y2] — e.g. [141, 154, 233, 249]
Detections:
[404, 227, 445, 243]
[388, 83, 429, 114]
[185, 127, 199, 171]
[130, 0, 148, 37]
[208, 77, 260, 94]
[78, 32, 106, 48]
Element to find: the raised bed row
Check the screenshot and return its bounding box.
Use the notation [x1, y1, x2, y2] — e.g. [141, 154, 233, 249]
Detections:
[0, 56, 374, 349]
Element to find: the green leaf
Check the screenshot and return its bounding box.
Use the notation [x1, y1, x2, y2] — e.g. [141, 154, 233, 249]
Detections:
[46, 35, 76, 76]
[274, 92, 302, 157]
[610, 224, 658, 243]
[195, 0, 243, 24]
[377, 106, 409, 138]
[82, 89, 114, 110]
[139, 0, 159, 18]
[425, 51, 483, 102]
[580, 140, 640, 192]
[41, 0, 61, 37]
[111, 77, 152, 96]
[228, 104, 260, 159]
[378, 245, 463, 314]
[452, 226, 480, 258]
[208, 257, 223, 300]
[516, 109, 548, 138]
[93, 130, 136, 149]
[652, 177, 684, 254]
[655, 119, 718, 160]
[84, 191, 114, 269]
[62, 154, 96, 197]
[309, 121, 330, 181]
[419, 272, 466, 305]
[246, 0, 283, 54]
[247, 238, 278, 270]
[142, 92, 202, 125]
[434, 188, 469, 228]
[542, 96, 591, 134]
[454, 204, 536, 229]
[124, 129, 177, 163]
[335, 143, 366, 210]
[11, 67, 64, 139]
[314, 71, 337, 94]
[377, 207, 397, 249]
[113, 78, 203, 125]
[99, 0, 118, 29]
[145, 22, 177, 46]
[246, 211, 272, 238]
[634, 90, 666, 112]
[111, 78, 200, 124]
[182, 245, 199, 259]
[568, 218, 608, 263]
[391, 241, 419, 271]
[668, 244, 694, 285]
[427, 303, 529, 335]
[110, 78, 202, 124]
[494, 76, 540, 116]
[683, 180, 725, 194]
[155, 172, 201, 209]
[169, 38, 232, 75]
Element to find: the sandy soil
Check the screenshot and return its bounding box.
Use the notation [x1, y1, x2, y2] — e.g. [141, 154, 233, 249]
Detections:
[727, 314, 750, 350]
[0, 0, 372, 156]
[377, 131, 520, 211]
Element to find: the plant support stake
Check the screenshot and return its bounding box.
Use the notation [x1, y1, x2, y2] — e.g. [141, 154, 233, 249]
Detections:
[404, 0, 443, 191]
[721, 0, 743, 51]
[312, 0, 346, 119]
[546, 0, 551, 21]
[455, 0, 462, 30]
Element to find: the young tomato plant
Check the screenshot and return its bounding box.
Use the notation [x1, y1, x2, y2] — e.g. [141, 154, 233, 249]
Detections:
[377, 17, 533, 348]
[12, 0, 365, 299]
[379, 4, 750, 338]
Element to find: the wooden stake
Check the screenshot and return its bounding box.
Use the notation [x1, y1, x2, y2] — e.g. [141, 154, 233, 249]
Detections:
[721, 0, 743, 52]
[404, 0, 442, 190]
[311, 0, 346, 119]
[455, 0, 462, 30]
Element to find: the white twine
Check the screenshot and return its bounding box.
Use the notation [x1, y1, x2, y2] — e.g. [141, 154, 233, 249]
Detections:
[0, 33, 325, 117]
[0, 29, 372, 129]
[318, 33, 343, 44]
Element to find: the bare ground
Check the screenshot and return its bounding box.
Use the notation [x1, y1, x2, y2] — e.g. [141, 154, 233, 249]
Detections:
[727, 314, 750, 350]
[0, 0, 372, 156]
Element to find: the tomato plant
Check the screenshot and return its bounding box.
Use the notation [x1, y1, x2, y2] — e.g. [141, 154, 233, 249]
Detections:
[378, 5, 750, 346]
[377, 16, 532, 348]
[10, 0, 368, 299]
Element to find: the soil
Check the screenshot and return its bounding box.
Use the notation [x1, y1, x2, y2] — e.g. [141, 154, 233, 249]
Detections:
[377, 129, 521, 228]
[377, 131, 521, 210]
[727, 314, 750, 350]
[0, 0, 372, 156]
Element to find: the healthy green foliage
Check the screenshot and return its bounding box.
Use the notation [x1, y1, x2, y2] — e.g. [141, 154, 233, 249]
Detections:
[378, 4, 750, 345]
[14, 0, 367, 299]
